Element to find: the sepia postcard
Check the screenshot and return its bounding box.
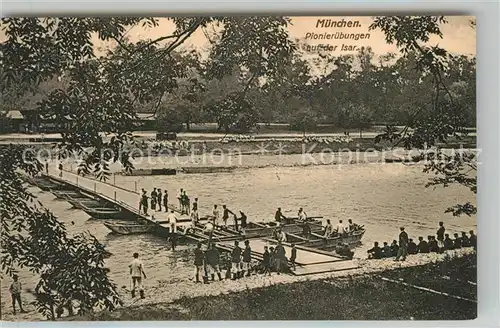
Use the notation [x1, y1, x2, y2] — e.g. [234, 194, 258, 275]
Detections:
[0, 16, 477, 321]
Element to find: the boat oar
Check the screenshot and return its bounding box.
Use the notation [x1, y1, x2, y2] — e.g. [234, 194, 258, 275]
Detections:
[286, 216, 323, 220]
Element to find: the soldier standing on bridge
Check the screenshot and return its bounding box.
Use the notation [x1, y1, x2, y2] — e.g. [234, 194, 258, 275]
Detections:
[140, 190, 148, 215]
[183, 191, 190, 215]
[58, 163, 63, 177]
[157, 189, 162, 212]
[177, 189, 184, 211]
[150, 188, 157, 211]
[163, 191, 169, 212]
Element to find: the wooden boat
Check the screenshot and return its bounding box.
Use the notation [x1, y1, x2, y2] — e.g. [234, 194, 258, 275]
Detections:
[65, 193, 109, 209]
[285, 229, 365, 251]
[67, 198, 108, 209]
[103, 221, 154, 235]
[220, 219, 325, 239]
[32, 178, 68, 192]
[80, 204, 137, 220]
[52, 190, 83, 200]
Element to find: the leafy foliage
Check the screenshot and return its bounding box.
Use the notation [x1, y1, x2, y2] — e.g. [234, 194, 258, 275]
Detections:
[0, 145, 120, 319]
[204, 92, 259, 133]
[369, 16, 477, 217]
[0, 16, 298, 318]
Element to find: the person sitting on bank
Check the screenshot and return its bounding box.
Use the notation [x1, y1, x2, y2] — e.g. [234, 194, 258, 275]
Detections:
[390, 240, 399, 257]
[443, 233, 454, 250]
[335, 242, 354, 259]
[417, 236, 430, 253]
[297, 208, 307, 221]
[428, 236, 439, 253]
[381, 241, 391, 258]
[453, 232, 462, 249]
[275, 207, 287, 224]
[242, 240, 252, 277]
[367, 242, 382, 259]
[324, 219, 333, 238]
[461, 231, 470, 247]
[469, 230, 477, 250]
[407, 238, 418, 255]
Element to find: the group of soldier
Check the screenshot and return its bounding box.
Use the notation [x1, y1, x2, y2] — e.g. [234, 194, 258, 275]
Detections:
[192, 238, 297, 283]
[368, 221, 477, 260]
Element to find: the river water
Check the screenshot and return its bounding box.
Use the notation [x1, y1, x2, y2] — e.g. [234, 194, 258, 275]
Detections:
[1, 160, 477, 317]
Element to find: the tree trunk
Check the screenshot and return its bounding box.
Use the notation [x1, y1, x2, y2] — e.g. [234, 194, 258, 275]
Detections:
[359, 127, 363, 138]
[185, 121, 191, 131]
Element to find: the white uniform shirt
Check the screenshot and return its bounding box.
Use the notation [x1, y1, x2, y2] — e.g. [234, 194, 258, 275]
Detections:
[212, 208, 220, 220]
[337, 222, 346, 233]
[129, 258, 143, 278]
[167, 213, 178, 233]
[298, 210, 307, 221]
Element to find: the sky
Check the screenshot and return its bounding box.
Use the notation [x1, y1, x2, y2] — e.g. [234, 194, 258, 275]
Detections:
[111, 16, 476, 57]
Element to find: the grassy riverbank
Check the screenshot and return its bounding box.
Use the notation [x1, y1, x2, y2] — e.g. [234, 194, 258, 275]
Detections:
[81, 253, 476, 321]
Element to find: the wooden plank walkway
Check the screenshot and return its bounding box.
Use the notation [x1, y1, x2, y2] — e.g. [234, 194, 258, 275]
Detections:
[43, 169, 192, 234]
